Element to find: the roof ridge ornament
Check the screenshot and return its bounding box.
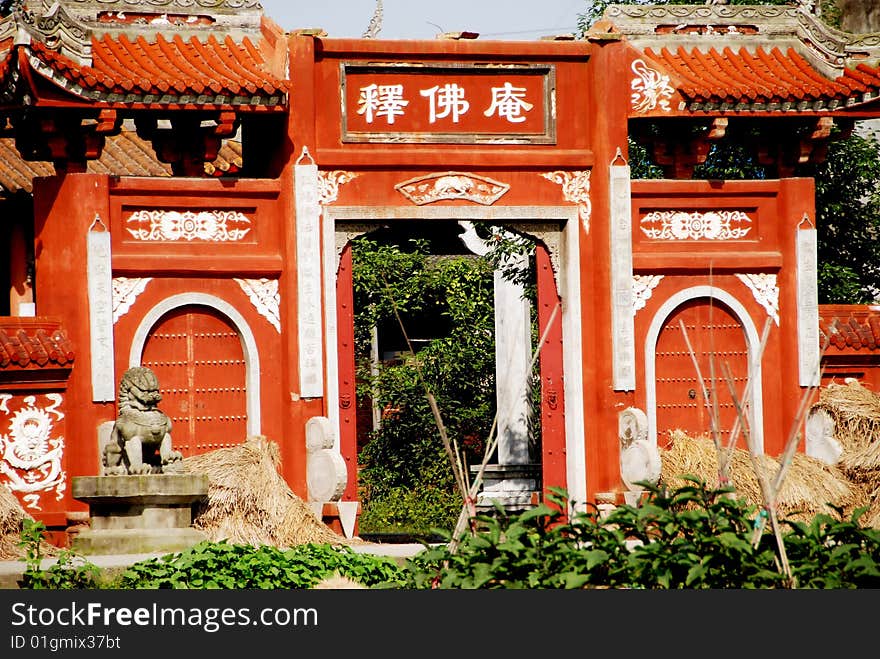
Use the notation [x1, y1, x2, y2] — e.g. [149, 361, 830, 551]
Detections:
[14, 1, 93, 65]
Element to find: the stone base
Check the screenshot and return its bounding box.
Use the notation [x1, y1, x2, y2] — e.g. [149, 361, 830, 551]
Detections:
[470, 463, 541, 512]
[71, 527, 208, 555]
[71, 473, 209, 556]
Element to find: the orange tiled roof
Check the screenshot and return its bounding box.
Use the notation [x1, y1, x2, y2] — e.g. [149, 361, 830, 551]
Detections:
[643, 46, 880, 112]
[0, 1, 286, 110]
[26, 33, 286, 108]
[605, 4, 880, 115]
[819, 305, 880, 352]
[0, 324, 74, 370]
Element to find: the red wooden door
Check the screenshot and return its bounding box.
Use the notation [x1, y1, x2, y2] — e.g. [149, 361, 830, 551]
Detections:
[140, 305, 247, 456]
[654, 299, 749, 448]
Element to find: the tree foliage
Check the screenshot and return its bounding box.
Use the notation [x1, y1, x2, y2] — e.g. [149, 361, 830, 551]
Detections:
[351, 236, 498, 533]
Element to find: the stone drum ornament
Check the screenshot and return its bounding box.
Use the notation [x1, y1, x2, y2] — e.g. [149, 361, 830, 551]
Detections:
[102, 366, 183, 475]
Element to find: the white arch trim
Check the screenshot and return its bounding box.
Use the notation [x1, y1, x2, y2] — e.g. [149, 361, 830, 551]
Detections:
[128, 293, 261, 437]
[323, 205, 587, 509]
[645, 285, 764, 453]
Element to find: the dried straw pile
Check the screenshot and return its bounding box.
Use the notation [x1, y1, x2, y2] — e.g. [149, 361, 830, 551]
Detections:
[180, 436, 355, 548]
[0, 483, 28, 560]
[0, 483, 58, 560]
[659, 430, 858, 523]
[812, 380, 880, 527]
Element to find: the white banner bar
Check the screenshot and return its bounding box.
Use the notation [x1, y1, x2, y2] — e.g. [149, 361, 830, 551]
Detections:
[295, 148, 325, 398]
[87, 216, 116, 402]
[797, 219, 820, 387]
[610, 153, 635, 391]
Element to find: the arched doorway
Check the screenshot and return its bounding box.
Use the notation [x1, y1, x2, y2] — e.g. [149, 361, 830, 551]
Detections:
[140, 304, 247, 456]
[652, 296, 752, 449]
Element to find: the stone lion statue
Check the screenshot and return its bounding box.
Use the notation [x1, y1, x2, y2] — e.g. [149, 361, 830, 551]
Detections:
[102, 366, 183, 475]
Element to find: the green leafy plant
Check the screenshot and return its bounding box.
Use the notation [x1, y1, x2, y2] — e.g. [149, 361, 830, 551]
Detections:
[115, 540, 408, 589]
[784, 507, 880, 588]
[401, 479, 880, 589]
[17, 519, 102, 590]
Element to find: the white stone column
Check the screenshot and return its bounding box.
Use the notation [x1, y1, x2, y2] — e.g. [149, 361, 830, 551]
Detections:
[459, 222, 535, 506]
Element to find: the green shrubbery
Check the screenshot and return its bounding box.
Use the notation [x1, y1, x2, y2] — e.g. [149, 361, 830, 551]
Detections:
[17, 479, 880, 589]
[404, 479, 880, 589]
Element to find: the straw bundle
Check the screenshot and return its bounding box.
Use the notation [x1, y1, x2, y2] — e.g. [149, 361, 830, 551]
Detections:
[180, 436, 353, 548]
[0, 483, 28, 560]
[659, 430, 857, 523]
[811, 380, 880, 495]
[0, 483, 58, 560]
[814, 381, 880, 454]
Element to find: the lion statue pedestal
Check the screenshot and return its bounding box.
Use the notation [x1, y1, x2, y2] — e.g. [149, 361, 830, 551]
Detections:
[70, 367, 208, 555]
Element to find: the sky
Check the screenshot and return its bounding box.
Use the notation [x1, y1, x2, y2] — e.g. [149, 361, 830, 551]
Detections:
[257, 0, 590, 41]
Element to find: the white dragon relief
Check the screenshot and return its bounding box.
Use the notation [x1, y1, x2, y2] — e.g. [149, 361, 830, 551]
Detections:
[0, 394, 66, 510]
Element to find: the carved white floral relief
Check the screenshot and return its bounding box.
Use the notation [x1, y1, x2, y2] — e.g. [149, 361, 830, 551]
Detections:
[640, 210, 752, 240]
[633, 275, 664, 314]
[126, 210, 252, 242]
[112, 277, 152, 323]
[541, 170, 591, 232]
[737, 273, 779, 325]
[235, 278, 281, 333]
[318, 171, 358, 205]
[631, 59, 675, 113]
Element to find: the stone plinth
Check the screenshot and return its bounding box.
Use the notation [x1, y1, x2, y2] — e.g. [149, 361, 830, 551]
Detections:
[471, 463, 541, 512]
[71, 474, 209, 555]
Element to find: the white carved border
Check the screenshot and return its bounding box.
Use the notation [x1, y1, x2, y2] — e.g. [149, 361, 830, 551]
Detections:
[736, 273, 779, 326]
[645, 286, 765, 453]
[112, 277, 152, 323]
[235, 278, 281, 333]
[325, 205, 587, 510]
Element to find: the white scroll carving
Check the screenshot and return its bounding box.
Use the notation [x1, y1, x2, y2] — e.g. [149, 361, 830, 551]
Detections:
[395, 172, 510, 206]
[0, 394, 66, 510]
[737, 273, 779, 326]
[541, 170, 591, 233]
[87, 216, 115, 402]
[631, 58, 674, 113]
[633, 275, 664, 314]
[112, 277, 152, 323]
[318, 171, 358, 205]
[126, 210, 252, 241]
[235, 278, 281, 333]
[295, 148, 324, 398]
[797, 221, 820, 386]
[610, 154, 635, 391]
[640, 210, 752, 240]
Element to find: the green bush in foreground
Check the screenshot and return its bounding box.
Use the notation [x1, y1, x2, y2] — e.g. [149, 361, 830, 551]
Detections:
[18, 478, 880, 589]
[402, 479, 880, 589]
[115, 541, 408, 589]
